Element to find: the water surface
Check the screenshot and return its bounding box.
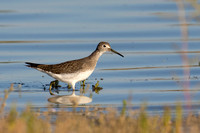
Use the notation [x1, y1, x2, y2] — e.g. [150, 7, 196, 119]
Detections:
[1, 0, 200, 114]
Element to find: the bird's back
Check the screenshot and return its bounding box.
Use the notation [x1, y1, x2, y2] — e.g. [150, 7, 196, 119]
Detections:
[25, 56, 97, 74]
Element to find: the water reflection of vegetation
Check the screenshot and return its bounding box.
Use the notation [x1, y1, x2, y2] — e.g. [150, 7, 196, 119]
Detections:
[46, 79, 103, 95]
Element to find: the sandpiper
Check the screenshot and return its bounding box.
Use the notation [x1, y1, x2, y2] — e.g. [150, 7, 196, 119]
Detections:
[26, 41, 124, 95]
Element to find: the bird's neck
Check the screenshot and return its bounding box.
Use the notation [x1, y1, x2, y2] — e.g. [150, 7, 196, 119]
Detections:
[88, 49, 103, 61]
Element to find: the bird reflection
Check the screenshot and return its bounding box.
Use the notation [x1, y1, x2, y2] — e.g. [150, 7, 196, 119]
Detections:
[47, 80, 103, 105]
[48, 90, 92, 105]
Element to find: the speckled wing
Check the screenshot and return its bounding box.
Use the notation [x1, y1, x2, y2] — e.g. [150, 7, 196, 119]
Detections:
[25, 57, 96, 74]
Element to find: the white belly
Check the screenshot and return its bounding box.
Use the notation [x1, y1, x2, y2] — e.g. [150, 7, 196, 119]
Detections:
[46, 70, 94, 84]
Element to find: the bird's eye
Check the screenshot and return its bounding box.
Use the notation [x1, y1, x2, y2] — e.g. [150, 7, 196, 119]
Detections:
[103, 45, 106, 47]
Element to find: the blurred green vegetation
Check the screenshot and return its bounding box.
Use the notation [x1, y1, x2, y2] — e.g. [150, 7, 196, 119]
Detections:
[0, 84, 200, 133]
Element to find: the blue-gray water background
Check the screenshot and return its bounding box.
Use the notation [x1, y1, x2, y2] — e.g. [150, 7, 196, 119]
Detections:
[1, 0, 200, 114]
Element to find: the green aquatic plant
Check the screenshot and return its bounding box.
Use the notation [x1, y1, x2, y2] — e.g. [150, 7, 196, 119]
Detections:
[120, 100, 127, 116]
[67, 84, 72, 89]
[81, 80, 86, 87]
[92, 81, 103, 94]
[80, 80, 86, 93]
[51, 80, 61, 89]
[49, 80, 61, 95]
[47, 79, 103, 95]
[80, 80, 90, 95]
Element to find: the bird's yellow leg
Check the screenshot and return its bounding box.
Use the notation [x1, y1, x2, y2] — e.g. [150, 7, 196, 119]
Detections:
[49, 81, 55, 95]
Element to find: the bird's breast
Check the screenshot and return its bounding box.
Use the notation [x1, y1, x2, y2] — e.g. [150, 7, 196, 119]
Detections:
[47, 69, 94, 84]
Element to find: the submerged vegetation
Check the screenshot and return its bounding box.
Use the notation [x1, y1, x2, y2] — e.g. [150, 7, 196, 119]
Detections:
[46, 79, 103, 95]
[0, 84, 200, 133]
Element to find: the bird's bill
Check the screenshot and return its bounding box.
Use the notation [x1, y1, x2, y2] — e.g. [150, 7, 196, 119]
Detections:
[110, 49, 124, 57]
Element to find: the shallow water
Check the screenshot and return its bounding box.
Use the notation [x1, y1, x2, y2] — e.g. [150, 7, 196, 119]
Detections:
[1, 0, 200, 114]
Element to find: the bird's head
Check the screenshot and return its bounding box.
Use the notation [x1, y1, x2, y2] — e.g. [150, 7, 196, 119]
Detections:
[96, 42, 124, 57]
